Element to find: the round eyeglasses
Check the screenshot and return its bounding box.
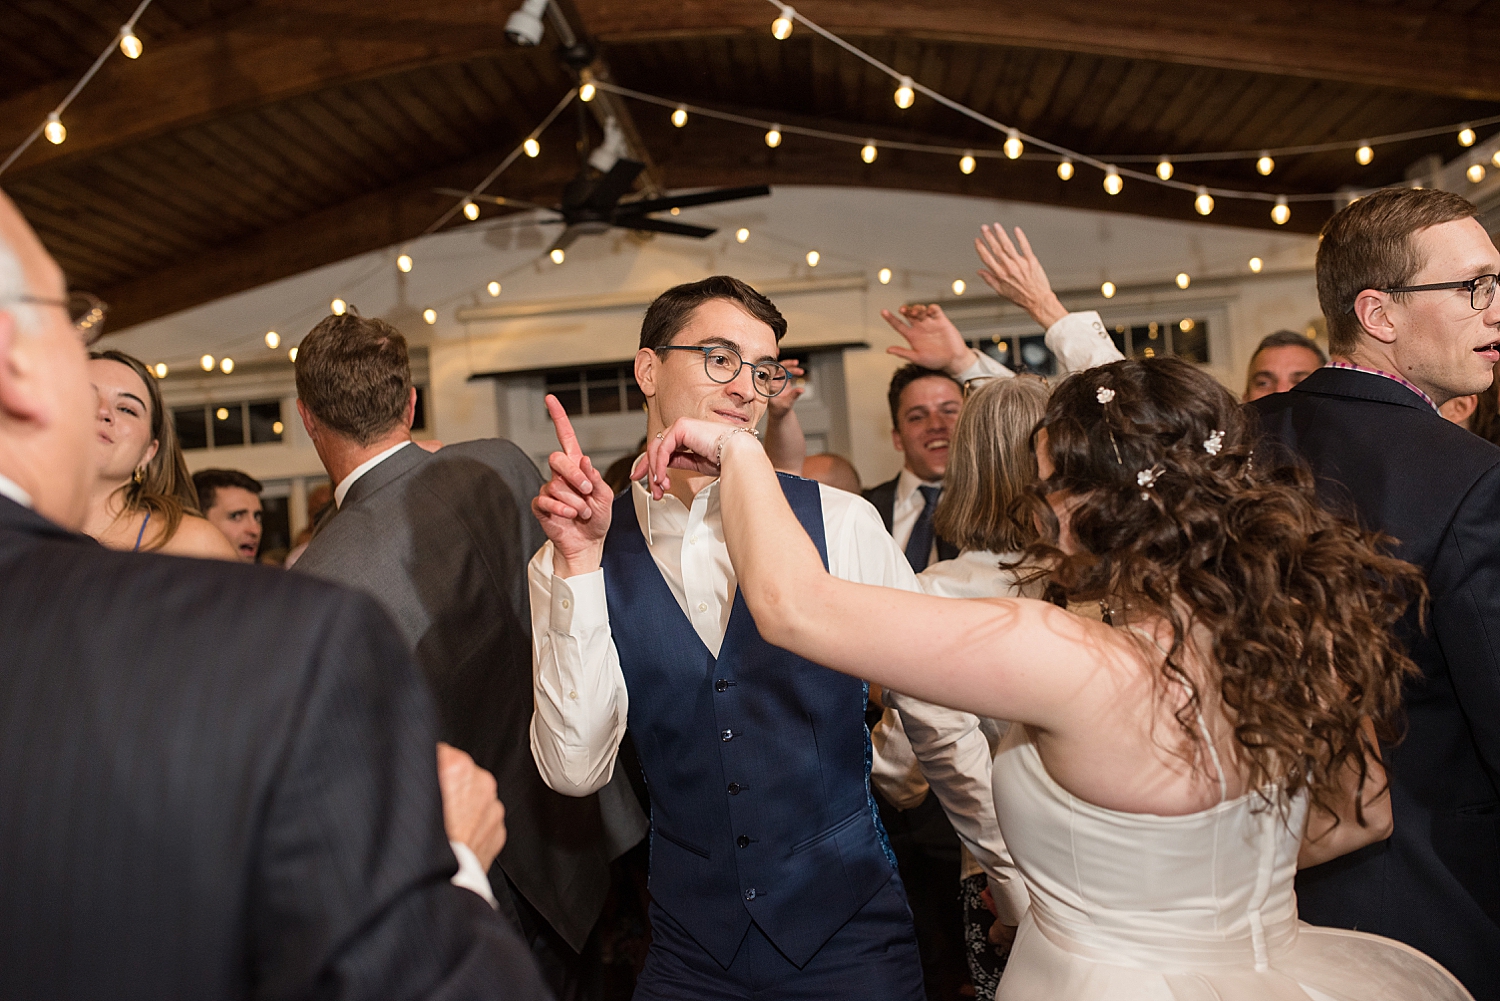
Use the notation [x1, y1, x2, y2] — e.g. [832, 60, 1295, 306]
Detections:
[655, 344, 791, 397]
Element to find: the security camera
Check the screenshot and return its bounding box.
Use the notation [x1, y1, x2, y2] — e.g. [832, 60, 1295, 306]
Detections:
[505, 0, 549, 46]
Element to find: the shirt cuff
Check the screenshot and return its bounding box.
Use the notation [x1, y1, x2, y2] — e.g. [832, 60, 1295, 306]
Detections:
[953, 351, 1015, 384]
[550, 569, 608, 633]
[1044, 310, 1122, 375]
[450, 840, 498, 908]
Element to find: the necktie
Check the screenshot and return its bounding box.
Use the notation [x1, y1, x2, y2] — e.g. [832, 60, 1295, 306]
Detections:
[904, 485, 942, 573]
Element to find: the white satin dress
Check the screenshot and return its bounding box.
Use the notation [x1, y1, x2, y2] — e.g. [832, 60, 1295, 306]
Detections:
[990, 724, 1473, 1000]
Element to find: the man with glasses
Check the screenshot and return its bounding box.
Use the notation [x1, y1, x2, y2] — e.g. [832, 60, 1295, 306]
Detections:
[1253, 187, 1500, 1000]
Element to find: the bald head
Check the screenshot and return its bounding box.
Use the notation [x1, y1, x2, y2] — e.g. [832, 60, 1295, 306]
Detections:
[802, 452, 862, 494]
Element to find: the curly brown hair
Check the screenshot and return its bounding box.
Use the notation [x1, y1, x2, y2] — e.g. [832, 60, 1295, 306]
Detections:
[1017, 357, 1424, 824]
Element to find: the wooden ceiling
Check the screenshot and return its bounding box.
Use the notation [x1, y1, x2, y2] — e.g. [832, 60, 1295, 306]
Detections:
[2, 0, 1497, 330]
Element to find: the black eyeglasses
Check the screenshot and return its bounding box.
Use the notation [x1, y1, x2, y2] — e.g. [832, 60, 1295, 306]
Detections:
[1348, 273, 1498, 313]
[13, 291, 109, 345]
[655, 343, 790, 397]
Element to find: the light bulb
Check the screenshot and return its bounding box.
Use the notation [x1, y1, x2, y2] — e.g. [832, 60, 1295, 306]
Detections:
[735, 228, 749, 243]
[1100, 281, 1116, 299]
[119, 28, 142, 59]
[672, 106, 688, 128]
[1175, 272, 1191, 289]
[772, 5, 794, 39]
[523, 137, 540, 158]
[331, 298, 346, 315]
[550, 248, 565, 264]
[765, 126, 782, 148]
[894, 76, 914, 110]
[861, 143, 877, 164]
[1459, 126, 1476, 147]
[463, 201, 480, 221]
[1492, 150, 1500, 169]
[1194, 187, 1214, 216]
[422, 308, 437, 325]
[952, 279, 966, 296]
[397, 253, 413, 273]
[1103, 166, 1122, 195]
[1156, 158, 1173, 181]
[44, 113, 65, 145]
[272, 421, 284, 435]
[579, 82, 596, 102]
[959, 153, 975, 175]
[1179, 318, 1195, 332]
[806, 250, 820, 267]
[1256, 154, 1275, 176]
[1468, 163, 1487, 184]
[488, 281, 501, 296]
[216, 407, 229, 421]
[152, 362, 168, 378]
[200, 354, 215, 371]
[1271, 195, 1290, 225]
[220, 357, 234, 374]
[1003, 129, 1023, 160]
[878, 268, 892, 285]
[1356, 144, 1373, 165]
[669, 207, 680, 215]
[1057, 158, 1074, 181]
[1249, 257, 1264, 273]
[289, 347, 298, 362]
[264, 330, 280, 349]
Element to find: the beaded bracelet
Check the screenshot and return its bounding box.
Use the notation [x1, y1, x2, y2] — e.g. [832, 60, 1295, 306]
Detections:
[714, 426, 761, 465]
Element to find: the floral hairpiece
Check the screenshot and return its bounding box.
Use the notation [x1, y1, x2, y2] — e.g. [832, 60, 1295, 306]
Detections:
[1096, 387, 1116, 404]
[1203, 429, 1225, 456]
[1136, 464, 1161, 500]
[1096, 383, 1124, 465]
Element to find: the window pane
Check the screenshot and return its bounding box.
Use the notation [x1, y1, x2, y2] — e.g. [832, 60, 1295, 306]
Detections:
[248, 400, 283, 444]
[545, 371, 582, 392]
[1017, 335, 1056, 376]
[1109, 324, 1128, 356]
[549, 386, 582, 416]
[212, 402, 245, 448]
[258, 495, 291, 559]
[412, 385, 427, 431]
[584, 365, 622, 385]
[1172, 319, 1209, 363]
[174, 406, 208, 451]
[1129, 323, 1162, 359]
[626, 380, 646, 412]
[587, 381, 622, 414]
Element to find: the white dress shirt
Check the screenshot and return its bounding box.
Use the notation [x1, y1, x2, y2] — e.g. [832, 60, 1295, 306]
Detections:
[0, 471, 34, 509]
[333, 439, 412, 508]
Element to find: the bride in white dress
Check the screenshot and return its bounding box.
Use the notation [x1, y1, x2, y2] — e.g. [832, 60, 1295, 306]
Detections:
[639, 355, 1472, 999]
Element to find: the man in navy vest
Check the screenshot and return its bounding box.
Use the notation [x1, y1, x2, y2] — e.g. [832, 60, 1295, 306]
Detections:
[528, 273, 970, 1000]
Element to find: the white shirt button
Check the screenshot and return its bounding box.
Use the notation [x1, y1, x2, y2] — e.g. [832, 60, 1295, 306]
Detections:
[561, 598, 571, 609]
[689, 535, 698, 545]
[568, 690, 578, 700]
[698, 602, 708, 612]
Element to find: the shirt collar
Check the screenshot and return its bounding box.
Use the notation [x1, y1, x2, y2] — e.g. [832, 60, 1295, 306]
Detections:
[334, 440, 412, 508]
[896, 466, 940, 503]
[0, 471, 33, 509]
[1324, 361, 1439, 412]
[631, 475, 719, 548]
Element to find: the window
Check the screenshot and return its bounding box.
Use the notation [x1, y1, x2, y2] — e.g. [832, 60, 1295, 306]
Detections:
[543, 364, 646, 417]
[1107, 318, 1211, 363]
[174, 399, 285, 451]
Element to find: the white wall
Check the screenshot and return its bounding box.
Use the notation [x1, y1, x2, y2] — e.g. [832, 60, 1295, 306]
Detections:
[107, 186, 1320, 487]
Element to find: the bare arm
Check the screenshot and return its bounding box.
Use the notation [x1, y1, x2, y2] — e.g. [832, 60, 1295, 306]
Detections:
[1298, 718, 1393, 869]
[762, 358, 807, 474]
[161, 514, 240, 561]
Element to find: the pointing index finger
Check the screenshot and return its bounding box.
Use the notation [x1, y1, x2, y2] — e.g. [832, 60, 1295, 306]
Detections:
[545, 394, 583, 457]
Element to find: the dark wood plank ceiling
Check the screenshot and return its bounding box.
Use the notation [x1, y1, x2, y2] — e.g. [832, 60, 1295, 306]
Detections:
[0, 0, 1496, 331]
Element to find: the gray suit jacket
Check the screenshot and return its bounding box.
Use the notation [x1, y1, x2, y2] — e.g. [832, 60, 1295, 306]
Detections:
[296, 439, 647, 952]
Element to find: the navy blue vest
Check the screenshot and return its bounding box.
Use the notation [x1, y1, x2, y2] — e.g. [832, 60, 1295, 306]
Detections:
[602, 475, 896, 967]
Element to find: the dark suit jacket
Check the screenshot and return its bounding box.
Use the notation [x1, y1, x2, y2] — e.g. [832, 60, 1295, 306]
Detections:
[1254, 367, 1500, 999]
[863, 474, 958, 565]
[0, 496, 550, 1001]
[295, 440, 647, 953]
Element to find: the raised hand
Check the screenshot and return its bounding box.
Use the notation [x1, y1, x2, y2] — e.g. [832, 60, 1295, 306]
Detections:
[880, 303, 978, 376]
[975, 223, 1067, 330]
[532, 394, 612, 576]
[766, 358, 806, 417]
[638, 418, 756, 500]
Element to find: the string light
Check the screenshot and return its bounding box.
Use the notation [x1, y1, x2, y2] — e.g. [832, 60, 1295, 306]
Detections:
[1179, 318, 1195, 332]
[463, 201, 480, 221]
[669, 207, 680, 215]
[550, 248, 565, 264]
[216, 407, 229, 421]
[272, 421, 284, 435]
[220, 357, 234, 374]
[1249, 257, 1264, 273]
[1175, 273, 1191, 289]
[523, 137, 540, 158]
[1103, 166, 1123, 195]
[331, 298, 346, 315]
[264, 330, 280, 349]
[200, 354, 215, 371]
[152, 362, 168, 378]
[289, 347, 298, 362]
[959, 152, 975, 175]
[878, 268, 892, 284]
[1056, 158, 1074, 181]
[806, 250, 820, 267]
[579, 80, 596, 102]
[1155, 158, 1173, 181]
[772, 4, 794, 39]
[1003, 129, 1023, 160]
[1459, 125, 1476, 147]
[396, 253, 413, 273]
[423, 308, 438, 324]
[119, 28, 142, 59]
[1356, 144, 1374, 165]
[735, 228, 750, 243]
[1271, 195, 1290, 225]
[1256, 153, 1274, 175]
[1101, 281, 1116, 298]
[488, 281, 502, 296]
[672, 106, 688, 128]
[765, 125, 782, 148]
[894, 76, 914, 110]
[1468, 163, 1487, 184]
[951, 279, 966, 295]
[1194, 187, 1214, 216]
[1493, 150, 1500, 169]
[860, 142, 877, 164]
[44, 113, 65, 145]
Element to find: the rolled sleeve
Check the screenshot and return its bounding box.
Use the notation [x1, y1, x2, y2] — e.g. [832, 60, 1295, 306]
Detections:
[1046, 310, 1123, 376]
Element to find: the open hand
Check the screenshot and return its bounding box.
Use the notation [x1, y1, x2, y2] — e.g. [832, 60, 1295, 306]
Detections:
[436, 742, 507, 872]
[880, 304, 977, 376]
[975, 223, 1067, 330]
[766, 358, 806, 417]
[532, 394, 612, 576]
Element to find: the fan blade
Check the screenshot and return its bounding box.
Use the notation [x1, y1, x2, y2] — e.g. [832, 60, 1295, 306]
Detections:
[583, 159, 647, 213]
[617, 185, 771, 217]
[432, 188, 555, 212]
[620, 217, 717, 239]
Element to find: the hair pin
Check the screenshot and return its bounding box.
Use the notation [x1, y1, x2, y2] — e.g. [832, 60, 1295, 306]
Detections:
[1203, 430, 1225, 455]
[1137, 464, 1161, 500]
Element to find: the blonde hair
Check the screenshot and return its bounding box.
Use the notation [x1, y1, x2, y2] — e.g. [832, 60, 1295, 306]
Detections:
[934, 375, 1049, 553]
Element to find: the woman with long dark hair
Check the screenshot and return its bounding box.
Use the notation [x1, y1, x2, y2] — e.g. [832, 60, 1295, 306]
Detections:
[82, 349, 234, 558]
[638, 356, 1471, 998]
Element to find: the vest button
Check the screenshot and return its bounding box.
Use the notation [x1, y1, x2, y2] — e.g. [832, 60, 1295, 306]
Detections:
[715, 679, 728, 692]
[727, 782, 742, 794]
[744, 888, 757, 901]
[721, 729, 734, 741]
[737, 835, 750, 848]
